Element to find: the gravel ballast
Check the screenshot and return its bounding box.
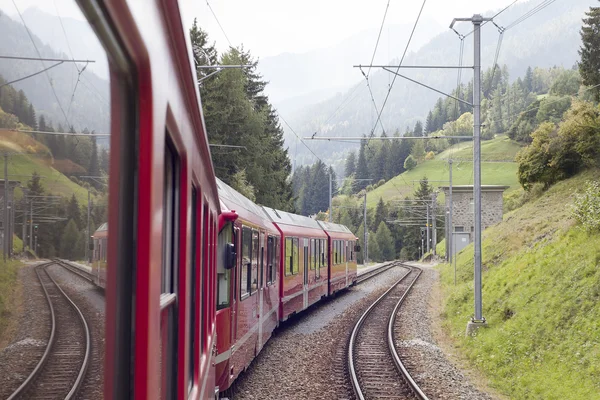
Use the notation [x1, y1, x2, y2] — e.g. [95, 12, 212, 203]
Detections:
[229, 263, 502, 399]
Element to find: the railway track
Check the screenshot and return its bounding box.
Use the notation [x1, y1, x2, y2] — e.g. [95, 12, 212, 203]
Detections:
[54, 259, 95, 284]
[348, 264, 428, 400]
[8, 262, 91, 400]
[355, 261, 397, 284]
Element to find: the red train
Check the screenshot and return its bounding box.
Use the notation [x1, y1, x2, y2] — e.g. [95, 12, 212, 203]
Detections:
[213, 180, 359, 392]
[69, 0, 357, 398]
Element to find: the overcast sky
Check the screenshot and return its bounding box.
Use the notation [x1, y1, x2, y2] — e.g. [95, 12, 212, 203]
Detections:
[182, 0, 514, 57]
[4, 0, 515, 59]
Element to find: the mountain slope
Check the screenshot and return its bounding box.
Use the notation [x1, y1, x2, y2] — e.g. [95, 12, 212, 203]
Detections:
[0, 130, 88, 203]
[284, 0, 594, 166]
[439, 169, 600, 398]
[0, 8, 109, 134]
[364, 136, 522, 207]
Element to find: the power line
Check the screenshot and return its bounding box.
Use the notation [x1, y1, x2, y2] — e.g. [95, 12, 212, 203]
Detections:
[206, 0, 232, 48]
[0, 55, 94, 63]
[367, 0, 391, 79]
[367, 0, 427, 147]
[505, 0, 557, 30]
[11, 0, 71, 128]
[278, 112, 325, 165]
[0, 62, 63, 89]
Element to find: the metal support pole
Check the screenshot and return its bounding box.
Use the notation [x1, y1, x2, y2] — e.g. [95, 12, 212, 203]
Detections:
[363, 192, 368, 265]
[432, 192, 437, 255]
[22, 199, 26, 252]
[426, 204, 430, 253]
[448, 159, 453, 263]
[329, 170, 332, 222]
[29, 200, 33, 251]
[3, 153, 8, 261]
[34, 234, 37, 253]
[473, 14, 484, 323]
[86, 190, 91, 263]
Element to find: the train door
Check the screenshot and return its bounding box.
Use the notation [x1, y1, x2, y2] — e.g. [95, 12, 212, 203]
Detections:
[232, 226, 240, 346]
[303, 239, 309, 309]
[345, 240, 348, 287]
[258, 232, 265, 350]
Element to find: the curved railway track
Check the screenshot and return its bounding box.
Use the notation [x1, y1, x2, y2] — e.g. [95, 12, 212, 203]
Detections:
[348, 263, 428, 400]
[8, 262, 91, 400]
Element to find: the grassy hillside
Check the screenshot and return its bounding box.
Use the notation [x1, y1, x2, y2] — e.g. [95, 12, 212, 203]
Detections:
[438, 170, 600, 399]
[0, 130, 88, 204]
[366, 136, 522, 208]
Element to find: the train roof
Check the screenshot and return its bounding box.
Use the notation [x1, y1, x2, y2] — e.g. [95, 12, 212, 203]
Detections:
[317, 221, 353, 234]
[262, 207, 325, 231]
[216, 178, 275, 229]
[95, 223, 108, 233]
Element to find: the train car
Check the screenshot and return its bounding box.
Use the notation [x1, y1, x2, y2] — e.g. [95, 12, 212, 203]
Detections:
[72, 0, 222, 398]
[91, 222, 108, 287]
[214, 179, 281, 393]
[317, 221, 359, 294]
[262, 207, 329, 321]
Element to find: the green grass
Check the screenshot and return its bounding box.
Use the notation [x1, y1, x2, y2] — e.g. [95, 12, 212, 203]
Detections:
[12, 234, 23, 254]
[366, 136, 522, 208]
[0, 130, 89, 204]
[438, 169, 600, 399]
[0, 259, 22, 341]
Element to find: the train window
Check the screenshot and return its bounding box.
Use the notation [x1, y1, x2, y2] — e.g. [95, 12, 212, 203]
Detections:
[251, 230, 259, 294]
[241, 227, 252, 299]
[309, 239, 315, 270]
[160, 140, 179, 399]
[315, 239, 320, 279]
[285, 237, 293, 276]
[343, 241, 347, 263]
[267, 236, 274, 285]
[323, 239, 328, 267]
[292, 238, 299, 275]
[217, 222, 232, 310]
[189, 188, 198, 392]
[260, 233, 264, 288]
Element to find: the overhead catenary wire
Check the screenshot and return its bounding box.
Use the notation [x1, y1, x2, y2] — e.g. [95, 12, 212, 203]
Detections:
[0, 62, 64, 89]
[367, 0, 427, 147]
[367, 0, 391, 79]
[206, 0, 233, 48]
[11, 0, 71, 128]
[278, 112, 325, 165]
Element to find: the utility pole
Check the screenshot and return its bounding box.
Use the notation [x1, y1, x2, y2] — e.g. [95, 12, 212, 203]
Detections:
[29, 200, 33, 251]
[86, 190, 91, 263]
[448, 159, 453, 263]
[426, 203, 430, 253]
[450, 14, 491, 334]
[432, 191, 437, 256]
[22, 198, 27, 252]
[328, 169, 332, 222]
[363, 192, 368, 265]
[3, 153, 8, 261]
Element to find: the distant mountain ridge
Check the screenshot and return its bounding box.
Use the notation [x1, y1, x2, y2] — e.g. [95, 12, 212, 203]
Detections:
[0, 8, 109, 134]
[281, 0, 594, 168]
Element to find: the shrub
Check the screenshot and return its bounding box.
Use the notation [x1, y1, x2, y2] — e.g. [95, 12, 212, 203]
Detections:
[572, 180, 600, 232]
[377, 179, 386, 187]
[404, 155, 417, 171]
[425, 151, 435, 160]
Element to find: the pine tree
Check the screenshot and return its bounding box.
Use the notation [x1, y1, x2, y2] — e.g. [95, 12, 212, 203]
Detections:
[368, 231, 381, 262]
[404, 155, 417, 171]
[355, 139, 369, 190]
[524, 66, 534, 93]
[89, 137, 100, 181]
[579, 4, 600, 101]
[27, 171, 45, 196]
[375, 221, 395, 261]
[100, 148, 110, 173]
[344, 151, 356, 178]
[413, 121, 424, 137]
[60, 219, 80, 260]
[66, 194, 83, 230]
[375, 135, 389, 181]
[328, 166, 338, 199]
[372, 197, 388, 231]
[424, 111, 433, 133]
[38, 115, 47, 132]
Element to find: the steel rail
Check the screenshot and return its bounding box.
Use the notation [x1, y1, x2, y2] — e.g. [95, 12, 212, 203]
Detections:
[348, 262, 412, 400]
[355, 261, 397, 284]
[387, 265, 429, 400]
[7, 262, 56, 400]
[8, 262, 92, 400]
[55, 259, 95, 283]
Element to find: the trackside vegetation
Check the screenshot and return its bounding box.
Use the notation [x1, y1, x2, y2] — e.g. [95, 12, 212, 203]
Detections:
[438, 170, 600, 399]
[0, 259, 21, 342]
